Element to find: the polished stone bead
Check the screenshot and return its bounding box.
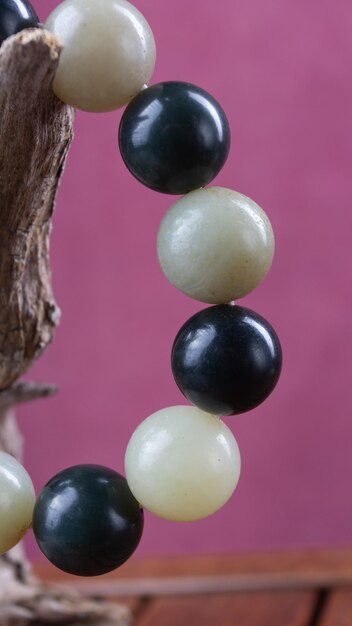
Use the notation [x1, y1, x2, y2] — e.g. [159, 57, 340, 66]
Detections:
[118, 81, 230, 194]
[172, 305, 282, 416]
[157, 187, 274, 303]
[0, 0, 39, 46]
[33, 465, 144, 576]
[125, 405, 241, 522]
[0, 451, 35, 554]
[44, 0, 156, 112]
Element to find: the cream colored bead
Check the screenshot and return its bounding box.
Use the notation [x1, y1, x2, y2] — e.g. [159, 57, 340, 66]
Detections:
[44, 0, 156, 112]
[157, 186, 274, 304]
[125, 406, 241, 522]
[0, 452, 35, 554]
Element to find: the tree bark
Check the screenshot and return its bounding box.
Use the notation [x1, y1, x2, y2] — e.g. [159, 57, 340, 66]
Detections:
[0, 28, 130, 625]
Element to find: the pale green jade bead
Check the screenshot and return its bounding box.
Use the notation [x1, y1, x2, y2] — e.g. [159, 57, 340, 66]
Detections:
[125, 406, 241, 522]
[44, 0, 156, 112]
[0, 451, 35, 554]
[157, 186, 275, 304]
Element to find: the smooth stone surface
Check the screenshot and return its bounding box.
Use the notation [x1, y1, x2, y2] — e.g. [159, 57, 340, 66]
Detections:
[0, 0, 39, 46]
[157, 187, 274, 303]
[0, 451, 35, 554]
[44, 0, 156, 112]
[172, 304, 282, 416]
[118, 82, 230, 194]
[125, 405, 241, 522]
[33, 465, 144, 576]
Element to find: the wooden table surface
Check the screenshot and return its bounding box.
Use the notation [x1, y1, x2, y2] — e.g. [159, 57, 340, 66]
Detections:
[34, 547, 352, 625]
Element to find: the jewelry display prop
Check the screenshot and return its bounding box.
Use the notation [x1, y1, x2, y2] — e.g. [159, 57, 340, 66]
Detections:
[0, 0, 282, 623]
[0, 24, 130, 626]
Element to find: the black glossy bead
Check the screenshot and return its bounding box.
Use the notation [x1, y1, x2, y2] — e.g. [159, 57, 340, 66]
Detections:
[118, 81, 231, 195]
[172, 304, 282, 416]
[0, 0, 39, 46]
[33, 465, 144, 577]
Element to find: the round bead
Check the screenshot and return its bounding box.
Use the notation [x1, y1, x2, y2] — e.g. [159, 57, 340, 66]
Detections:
[157, 187, 274, 303]
[118, 82, 230, 194]
[172, 305, 282, 416]
[0, 0, 39, 46]
[33, 465, 143, 576]
[44, 0, 156, 112]
[125, 405, 241, 522]
[0, 451, 35, 554]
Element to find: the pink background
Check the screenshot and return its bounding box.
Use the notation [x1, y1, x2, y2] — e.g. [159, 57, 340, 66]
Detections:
[20, 0, 351, 562]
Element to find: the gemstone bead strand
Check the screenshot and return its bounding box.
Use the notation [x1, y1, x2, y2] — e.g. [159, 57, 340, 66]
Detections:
[0, 0, 282, 574]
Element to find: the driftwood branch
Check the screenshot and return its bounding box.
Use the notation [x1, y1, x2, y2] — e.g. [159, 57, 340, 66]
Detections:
[0, 381, 57, 411]
[0, 28, 130, 625]
[0, 27, 73, 389]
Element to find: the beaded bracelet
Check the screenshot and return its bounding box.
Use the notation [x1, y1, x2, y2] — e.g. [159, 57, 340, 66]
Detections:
[0, 0, 282, 577]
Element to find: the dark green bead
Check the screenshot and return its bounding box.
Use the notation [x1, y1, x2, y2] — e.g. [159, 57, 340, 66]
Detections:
[0, 0, 39, 46]
[118, 81, 231, 195]
[33, 465, 144, 577]
[172, 304, 282, 416]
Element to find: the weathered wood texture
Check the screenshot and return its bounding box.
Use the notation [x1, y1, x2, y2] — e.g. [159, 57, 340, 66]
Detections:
[0, 27, 73, 389]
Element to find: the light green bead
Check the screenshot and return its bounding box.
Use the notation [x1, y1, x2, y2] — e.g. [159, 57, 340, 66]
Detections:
[0, 452, 35, 554]
[125, 406, 241, 522]
[157, 186, 274, 304]
[44, 0, 156, 112]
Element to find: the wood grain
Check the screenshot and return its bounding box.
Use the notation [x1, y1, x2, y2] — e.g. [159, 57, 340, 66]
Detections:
[0, 27, 74, 389]
[33, 547, 352, 597]
[319, 588, 352, 626]
[32, 549, 352, 625]
[134, 591, 317, 626]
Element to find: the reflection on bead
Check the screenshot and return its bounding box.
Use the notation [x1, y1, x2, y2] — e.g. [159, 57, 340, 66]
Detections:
[172, 304, 282, 415]
[0, 451, 35, 555]
[125, 405, 241, 522]
[44, 0, 156, 112]
[119, 82, 230, 194]
[0, 0, 39, 46]
[33, 465, 143, 576]
[157, 187, 274, 303]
